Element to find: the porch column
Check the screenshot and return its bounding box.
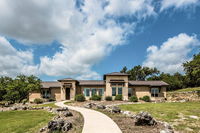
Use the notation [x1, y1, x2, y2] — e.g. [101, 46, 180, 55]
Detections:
[61, 85, 66, 101]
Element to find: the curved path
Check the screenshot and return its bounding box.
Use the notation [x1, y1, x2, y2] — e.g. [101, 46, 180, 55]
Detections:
[55, 101, 122, 133]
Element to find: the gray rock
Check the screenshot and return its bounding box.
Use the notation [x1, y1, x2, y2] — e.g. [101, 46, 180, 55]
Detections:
[84, 103, 96, 108]
[39, 126, 47, 132]
[160, 129, 173, 133]
[134, 111, 157, 126]
[62, 111, 73, 117]
[111, 106, 121, 113]
[56, 107, 68, 112]
[62, 122, 72, 132]
[97, 105, 106, 109]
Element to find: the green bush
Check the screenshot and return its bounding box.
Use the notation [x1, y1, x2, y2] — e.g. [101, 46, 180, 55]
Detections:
[21, 99, 28, 104]
[115, 94, 123, 101]
[34, 98, 43, 104]
[129, 96, 138, 102]
[105, 96, 112, 101]
[48, 98, 55, 102]
[140, 96, 151, 102]
[90, 95, 101, 101]
[75, 94, 85, 102]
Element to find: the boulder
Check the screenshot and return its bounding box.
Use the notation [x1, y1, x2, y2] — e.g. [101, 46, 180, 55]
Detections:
[111, 106, 121, 113]
[84, 103, 96, 108]
[39, 126, 47, 132]
[48, 120, 59, 131]
[62, 122, 73, 132]
[97, 105, 106, 109]
[56, 107, 68, 112]
[62, 111, 73, 117]
[134, 111, 157, 126]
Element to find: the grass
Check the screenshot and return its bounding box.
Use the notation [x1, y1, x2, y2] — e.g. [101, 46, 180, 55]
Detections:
[119, 102, 200, 132]
[32, 102, 58, 108]
[0, 110, 55, 133]
[64, 101, 74, 105]
[169, 87, 200, 93]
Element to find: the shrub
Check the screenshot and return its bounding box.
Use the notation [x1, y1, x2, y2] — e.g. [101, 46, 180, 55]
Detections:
[21, 99, 28, 104]
[105, 96, 112, 101]
[140, 96, 151, 102]
[48, 98, 55, 102]
[75, 94, 85, 102]
[34, 98, 43, 104]
[115, 94, 123, 101]
[129, 96, 138, 102]
[90, 95, 101, 101]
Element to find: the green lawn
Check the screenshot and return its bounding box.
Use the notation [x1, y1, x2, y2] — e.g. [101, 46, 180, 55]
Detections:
[32, 102, 58, 108]
[0, 110, 55, 133]
[169, 87, 200, 93]
[119, 102, 200, 132]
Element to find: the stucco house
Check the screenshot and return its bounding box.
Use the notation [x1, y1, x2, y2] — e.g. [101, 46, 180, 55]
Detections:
[29, 72, 168, 102]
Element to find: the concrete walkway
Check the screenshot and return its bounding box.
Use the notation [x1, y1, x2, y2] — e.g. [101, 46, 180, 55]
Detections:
[55, 101, 122, 133]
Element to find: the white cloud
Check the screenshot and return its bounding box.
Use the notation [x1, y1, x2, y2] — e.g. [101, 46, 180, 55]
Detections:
[0, 0, 157, 79]
[143, 33, 200, 74]
[160, 0, 200, 11]
[105, 0, 156, 18]
[0, 36, 38, 77]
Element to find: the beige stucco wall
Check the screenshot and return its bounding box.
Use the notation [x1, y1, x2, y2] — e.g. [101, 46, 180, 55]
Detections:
[60, 81, 76, 100]
[50, 87, 61, 101]
[129, 86, 167, 101]
[105, 75, 129, 100]
[29, 91, 41, 102]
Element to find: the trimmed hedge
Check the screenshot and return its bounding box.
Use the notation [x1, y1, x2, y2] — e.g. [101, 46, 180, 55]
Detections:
[90, 95, 101, 101]
[105, 96, 112, 101]
[129, 96, 138, 102]
[34, 98, 43, 104]
[139, 95, 151, 102]
[75, 94, 86, 102]
[115, 94, 123, 101]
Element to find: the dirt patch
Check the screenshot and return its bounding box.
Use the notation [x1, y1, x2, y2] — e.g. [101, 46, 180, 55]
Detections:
[98, 110, 165, 133]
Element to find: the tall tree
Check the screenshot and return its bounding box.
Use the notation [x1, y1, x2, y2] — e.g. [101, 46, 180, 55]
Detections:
[183, 52, 200, 87]
[120, 66, 128, 73]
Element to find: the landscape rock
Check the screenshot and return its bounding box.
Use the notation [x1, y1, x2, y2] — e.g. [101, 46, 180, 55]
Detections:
[189, 115, 199, 119]
[97, 105, 106, 109]
[62, 111, 73, 117]
[111, 106, 121, 113]
[84, 103, 96, 108]
[62, 122, 73, 132]
[39, 126, 47, 132]
[133, 111, 157, 126]
[56, 107, 68, 112]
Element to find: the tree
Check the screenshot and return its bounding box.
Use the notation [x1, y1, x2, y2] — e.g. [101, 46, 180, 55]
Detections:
[183, 53, 200, 87]
[1, 75, 41, 102]
[120, 66, 127, 73]
[0, 77, 13, 101]
[122, 65, 160, 80]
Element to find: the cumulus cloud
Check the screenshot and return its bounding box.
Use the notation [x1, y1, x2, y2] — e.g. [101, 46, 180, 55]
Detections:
[0, 0, 156, 79]
[160, 0, 200, 11]
[143, 33, 200, 74]
[0, 37, 38, 77]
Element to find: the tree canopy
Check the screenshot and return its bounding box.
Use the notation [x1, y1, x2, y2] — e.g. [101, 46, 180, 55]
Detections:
[0, 75, 41, 102]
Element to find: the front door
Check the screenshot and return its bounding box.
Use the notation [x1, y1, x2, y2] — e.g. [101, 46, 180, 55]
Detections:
[66, 88, 70, 100]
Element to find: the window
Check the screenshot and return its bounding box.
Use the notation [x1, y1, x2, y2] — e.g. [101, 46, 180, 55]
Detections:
[99, 88, 104, 96]
[151, 88, 159, 97]
[91, 88, 97, 96]
[112, 87, 116, 96]
[42, 90, 50, 98]
[118, 87, 122, 95]
[84, 88, 90, 97]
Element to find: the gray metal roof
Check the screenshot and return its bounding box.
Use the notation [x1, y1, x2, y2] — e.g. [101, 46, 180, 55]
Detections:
[41, 81, 61, 88]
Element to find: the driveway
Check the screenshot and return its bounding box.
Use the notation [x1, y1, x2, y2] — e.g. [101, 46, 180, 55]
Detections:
[55, 101, 122, 133]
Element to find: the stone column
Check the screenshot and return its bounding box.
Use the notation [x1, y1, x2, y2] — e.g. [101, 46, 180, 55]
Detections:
[61, 85, 66, 101]
[123, 82, 129, 100]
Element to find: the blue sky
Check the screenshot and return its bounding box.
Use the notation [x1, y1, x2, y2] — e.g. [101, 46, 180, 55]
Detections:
[0, 0, 200, 81]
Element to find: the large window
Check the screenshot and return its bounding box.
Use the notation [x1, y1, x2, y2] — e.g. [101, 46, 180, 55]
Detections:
[112, 87, 116, 96]
[84, 88, 90, 97]
[42, 90, 50, 98]
[99, 88, 104, 96]
[91, 88, 97, 96]
[118, 87, 122, 95]
[151, 88, 159, 97]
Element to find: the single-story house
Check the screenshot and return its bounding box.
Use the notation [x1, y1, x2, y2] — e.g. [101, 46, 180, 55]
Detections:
[29, 72, 168, 101]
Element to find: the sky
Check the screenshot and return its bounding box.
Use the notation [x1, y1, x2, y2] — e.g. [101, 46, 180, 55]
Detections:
[0, 0, 200, 81]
